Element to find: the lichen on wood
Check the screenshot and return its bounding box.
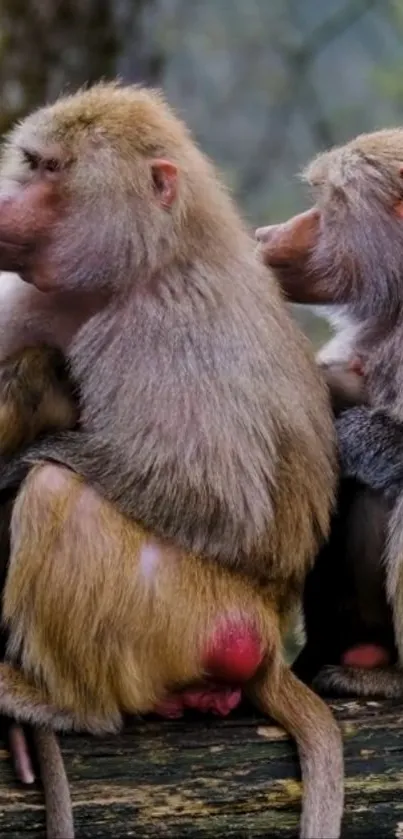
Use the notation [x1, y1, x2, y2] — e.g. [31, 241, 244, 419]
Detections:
[0, 699, 402, 837]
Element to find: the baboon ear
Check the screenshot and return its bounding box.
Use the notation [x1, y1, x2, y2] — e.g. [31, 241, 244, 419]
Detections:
[151, 159, 178, 209]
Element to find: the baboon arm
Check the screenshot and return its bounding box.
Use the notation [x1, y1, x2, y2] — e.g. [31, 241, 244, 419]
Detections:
[335, 406, 403, 500]
[313, 664, 403, 699]
[0, 432, 105, 495]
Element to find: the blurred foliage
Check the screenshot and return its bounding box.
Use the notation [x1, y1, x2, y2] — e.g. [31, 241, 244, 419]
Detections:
[0, 0, 163, 134]
[0, 0, 402, 345]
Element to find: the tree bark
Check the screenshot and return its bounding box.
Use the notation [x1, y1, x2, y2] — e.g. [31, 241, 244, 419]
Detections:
[0, 0, 163, 135]
[0, 699, 401, 837]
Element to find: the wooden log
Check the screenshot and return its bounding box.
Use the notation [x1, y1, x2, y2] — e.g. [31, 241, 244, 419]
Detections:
[0, 699, 402, 837]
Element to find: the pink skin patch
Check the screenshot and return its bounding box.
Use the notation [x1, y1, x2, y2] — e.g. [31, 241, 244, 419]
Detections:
[155, 685, 242, 718]
[8, 724, 35, 784]
[348, 357, 364, 377]
[139, 543, 160, 582]
[341, 643, 391, 669]
[154, 617, 264, 718]
[203, 617, 264, 682]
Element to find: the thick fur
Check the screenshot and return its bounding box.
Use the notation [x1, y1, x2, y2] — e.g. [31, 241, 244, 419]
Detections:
[0, 82, 336, 583]
[0, 346, 76, 838]
[336, 407, 403, 502]
[0, 461, 343, 838]
[34, 728, 74, 839]
[0, 345, 77, 454]
[258, 129, 403, 697]
[0, 84, 343, 837]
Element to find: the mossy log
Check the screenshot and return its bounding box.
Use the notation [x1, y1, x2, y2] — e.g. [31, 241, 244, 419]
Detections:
[0, 698, 402, 837]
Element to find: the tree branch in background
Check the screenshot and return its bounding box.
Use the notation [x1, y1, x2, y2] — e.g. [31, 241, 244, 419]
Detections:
[238, 0, 384, 201]
[0, 0, 164, 135]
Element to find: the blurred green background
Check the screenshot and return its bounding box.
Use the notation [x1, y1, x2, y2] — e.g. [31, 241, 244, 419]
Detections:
[4, 0, 403, 344]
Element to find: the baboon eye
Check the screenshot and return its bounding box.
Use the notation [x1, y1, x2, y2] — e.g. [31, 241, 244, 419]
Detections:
[23, 149, 41, 171]
[22, 149, 61, 175]
[43, 158, 60, 173]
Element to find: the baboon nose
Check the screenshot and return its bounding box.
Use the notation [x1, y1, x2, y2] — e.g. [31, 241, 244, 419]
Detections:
[255, 225, 277, 243]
